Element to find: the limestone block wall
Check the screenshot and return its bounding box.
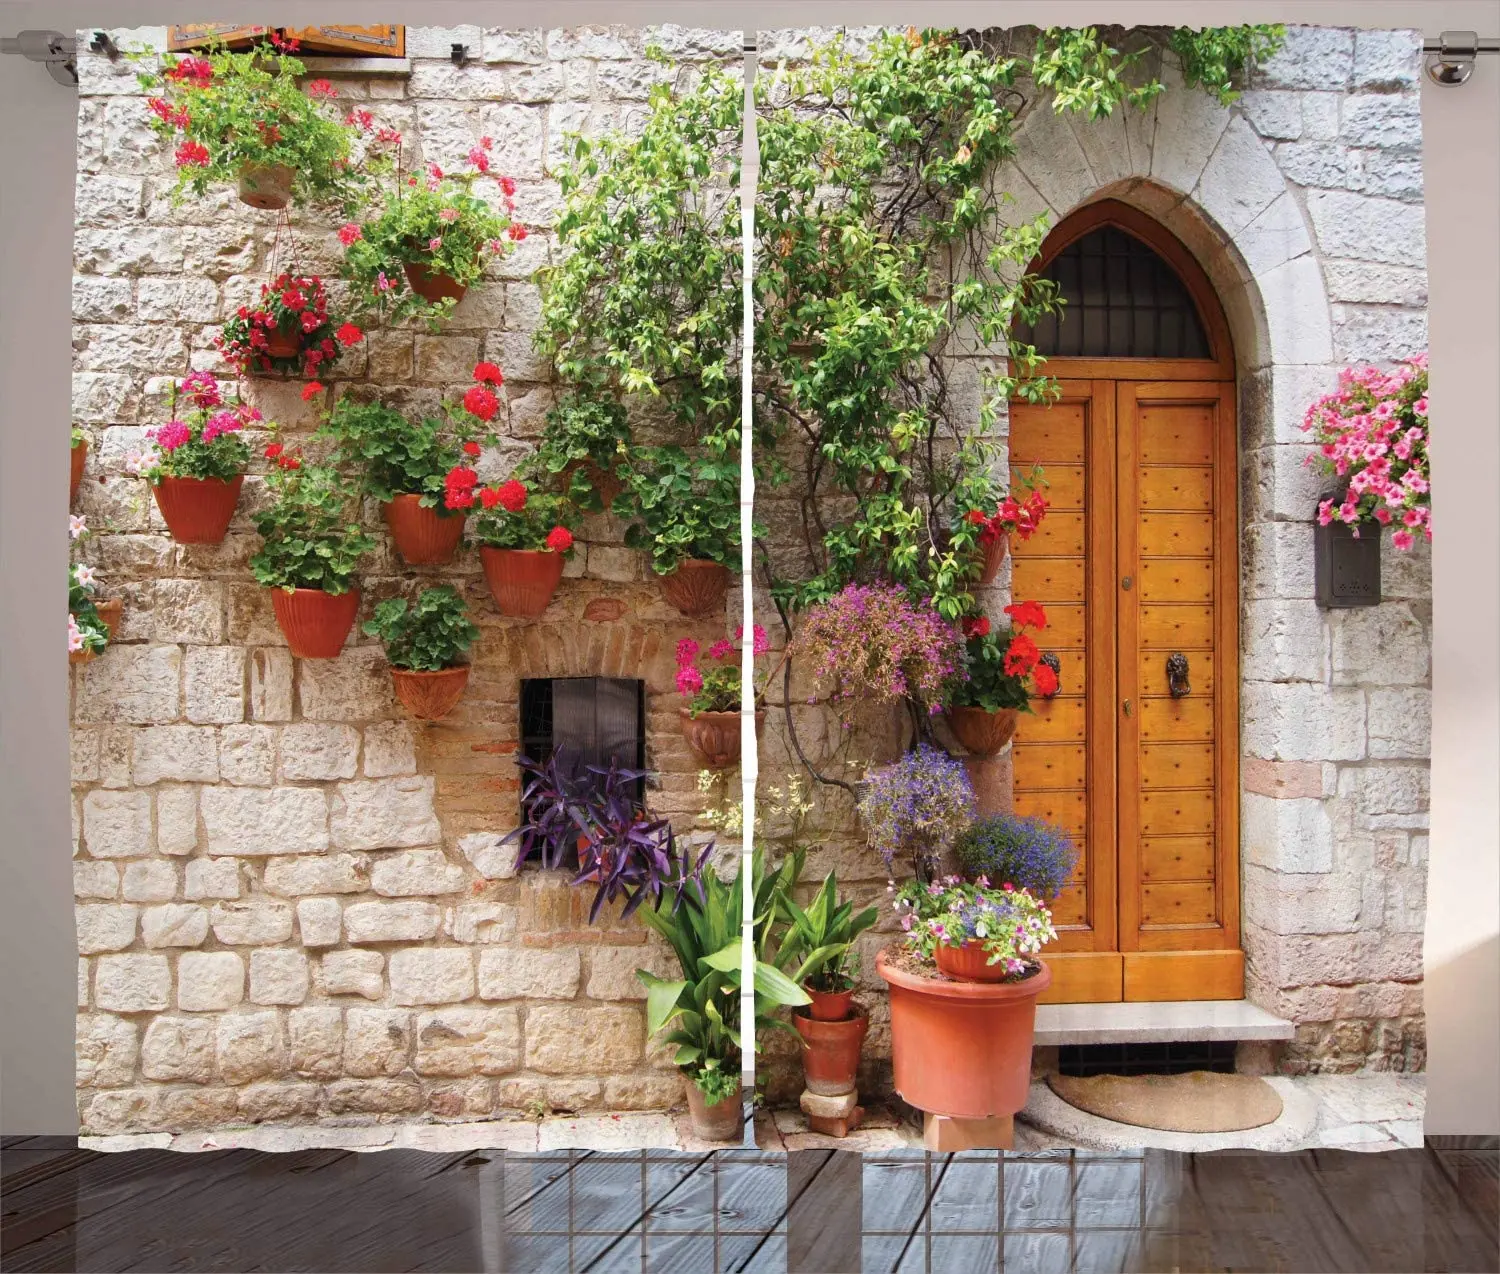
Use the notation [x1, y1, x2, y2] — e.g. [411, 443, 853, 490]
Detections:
[69, 24, 740, 1135]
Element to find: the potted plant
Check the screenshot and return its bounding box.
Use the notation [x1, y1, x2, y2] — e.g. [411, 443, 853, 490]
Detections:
[674, 625, 769, 769]
[70, 427, 87, 505]
[621, 448, 739, 618]
[341, 137, 520, 329]
[363, 586, 480, 721]
[458, 473, 576, 618]
[877, 875, 1057, 1120]
[946, 600, 1059, 756]
[68, 516, 119, 664]
[954, 813, 1078, 904]
[857, 743, 977, 883]
[531, 395, 630, 513]
[135, 37, 375, 211]
[319, 384, 492, 565]
[250, 448, 375, 657]
[219, 273, 362, 379]
[125, 371, 255, 544]
[956, 466, 1050, 585]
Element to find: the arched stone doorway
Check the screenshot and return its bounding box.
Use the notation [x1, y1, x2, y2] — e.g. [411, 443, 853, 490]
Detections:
[1009, 198, 1242, 1004]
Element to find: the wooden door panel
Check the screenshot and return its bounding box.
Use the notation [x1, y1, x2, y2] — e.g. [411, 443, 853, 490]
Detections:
[1139, 743, 1215, 788]
[1013, 789, 1086, 837]
[1138, 696, 1215, 741]
[1139, 559, 1215, 602]
[1012, 743, 1087, 790]
[1140, 835, 1216, 881]
[1011, 557, 1085, 601]
[1035, 465, 1085, 510]
[1139, 513, 1215, 556]
[1011, 403, 1086, 463]
[1021, 696, 1086, 741]
[1140, 882, 1218, 926]
[1013, 512, 1086, 557]
[1139, 605, 1214, 648]
[1139, 466, 1214, 510]
[1139, 789, 1215, 836]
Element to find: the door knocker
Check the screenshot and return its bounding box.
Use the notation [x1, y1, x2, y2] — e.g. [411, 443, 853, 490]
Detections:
[1038, 652, 1061, 698]
[1166, 652, 1191, 698]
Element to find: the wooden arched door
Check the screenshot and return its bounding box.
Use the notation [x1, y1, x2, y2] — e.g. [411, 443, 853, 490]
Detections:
[1008, 200, 1242, 1004]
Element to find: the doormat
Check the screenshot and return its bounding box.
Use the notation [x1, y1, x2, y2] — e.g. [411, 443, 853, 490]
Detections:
[1046, 1070, 1284, 1133]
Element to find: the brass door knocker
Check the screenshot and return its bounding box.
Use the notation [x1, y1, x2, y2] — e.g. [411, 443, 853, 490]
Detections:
[1166, 652, 1191, 698]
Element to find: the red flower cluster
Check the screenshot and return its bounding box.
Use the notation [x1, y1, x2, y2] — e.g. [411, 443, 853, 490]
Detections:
[174, 139, 210, 168]
[148, 96, 191, 130]
[962, 615, 990, 638]
[1003, 600, 1046, 630]
[164, 56, 212, 88]
[1032, 662, 1060, 698]
[306, 79, 337, 100]
[546, 526, 574, 552]
[264, 443, 302, 471]
[462, 440, 482, 458]
[218, 273, 358, 378]
[495, 479, 527, 512]
[301, 382, 325, 402]
[462, 364, 504, 422]
[269, 32, 301, 53]
[473, 361, 504, 385]
[964, 487, 1049, 547]
[345, 107, 374, 133]
[443, 466, 480, 510]
[1002, 632, 1040, 678]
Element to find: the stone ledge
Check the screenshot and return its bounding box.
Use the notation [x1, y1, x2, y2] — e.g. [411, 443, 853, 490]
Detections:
[1035, 999, 1296, 1046]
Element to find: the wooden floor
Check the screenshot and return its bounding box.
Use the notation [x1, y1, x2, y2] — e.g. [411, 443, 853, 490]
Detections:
[2, 1135, 1495, 1272]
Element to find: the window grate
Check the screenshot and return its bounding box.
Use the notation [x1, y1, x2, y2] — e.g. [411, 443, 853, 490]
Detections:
[1058, 1041, 1239, 1077]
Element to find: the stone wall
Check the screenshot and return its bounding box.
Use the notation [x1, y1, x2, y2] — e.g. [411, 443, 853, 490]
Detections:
[70, 24, 740, 1135]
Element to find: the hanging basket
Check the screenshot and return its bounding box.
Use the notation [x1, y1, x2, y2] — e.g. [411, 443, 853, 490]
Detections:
[977, 531, 1010, 586]
[71, 598, 123, 665]
[946, 705, 1019, 756]
[152, 474, 244, 544]
[390, 665, 470, 720]
[657, 560, 730, 619]
[404, 261, 468, 305]
[237, 164, 295, 210]
[679, 708, 765, 770]
[269, 587, 360, 659]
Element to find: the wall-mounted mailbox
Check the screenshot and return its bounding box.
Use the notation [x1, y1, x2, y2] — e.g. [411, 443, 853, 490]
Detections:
[1314, 511, 1381, 608]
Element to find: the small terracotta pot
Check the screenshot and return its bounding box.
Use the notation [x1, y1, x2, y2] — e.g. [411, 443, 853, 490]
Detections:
[684, 1078, 741, 1142]
[562, 459, 623, 510]
[70, 597, 123, 664]
[795, 1006, 869, 1096]
[935, 940, 1012, 983]
[404, 261, 468, 305]
[658, 559, 730, 618]
[679, 708, 764, 770]
[263, 326, 302, 359]
[977, 530, 1010, 586]
[391, 665, 470, 721]
[152, 474, 243, 544]
[270, 587, 360, 659]
[70, 440, 87, 505]
[480, 546, 563, 617]
[877, 947, 1050, 1120]
[238, 163, 295, 210]
[383, 495, 464, 565]
[947, 705, 1019, 756]
[805, 985, 856, 1023]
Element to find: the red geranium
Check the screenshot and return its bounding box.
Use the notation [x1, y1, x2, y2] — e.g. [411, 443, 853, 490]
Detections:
[473, 361, 504, 385]
[962, 615, 991, 638]
[1004, 600, 1047, 631]
[335, 323, 363, 346]
[264, 443, 284, 460]
[1002, 632, 1040, 678]
[546, 525, 574, 552]
[496, 479, 527, 513]
[301, 382, 325, 402]
[443, 465, 480, 510]
[174, 140, 210, 168]
[1032, 662, 1060, 698]
[463, 385, 499, 422]
[462, 441, 482, 457]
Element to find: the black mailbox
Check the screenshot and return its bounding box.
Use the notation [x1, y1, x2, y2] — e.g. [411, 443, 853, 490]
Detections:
[1314, 509, 1381, 608]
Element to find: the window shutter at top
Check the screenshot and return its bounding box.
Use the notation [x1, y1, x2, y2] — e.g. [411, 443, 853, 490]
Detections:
[166, 25, 405, 57]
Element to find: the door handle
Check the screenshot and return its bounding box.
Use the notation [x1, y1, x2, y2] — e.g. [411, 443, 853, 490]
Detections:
[1122, 698, 1133, 718]
[1166, 652, 1191, 698]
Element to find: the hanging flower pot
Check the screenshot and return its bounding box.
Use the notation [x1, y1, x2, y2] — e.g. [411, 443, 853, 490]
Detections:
[70, 439, 87, 505]
[805, 985, 856, 1024]
[684, 1080, 741, 1142]
[794, 1006, 869, 1096]
[218, 273, 360, 380]
[390, 665, 470, 721]
[679, 708, 765, 770]
[383, 495, 464, 566]
[70, 598, 123, 664]
[270, 587, 361, 659]
[935, 940, 1016, 983]
[404, 261, 468, 305]
[263, 325, 302, 359]
[877, 947, 1051, 1120]
[152, 474, 244, 544]
[561, 459, 624, 511]
[237, 163, 296, 210]
[946, 705, 1019, 756]
[480, 547, 563, 617]
[977, 530, 1010, 586]
[658, 559, 730, 619]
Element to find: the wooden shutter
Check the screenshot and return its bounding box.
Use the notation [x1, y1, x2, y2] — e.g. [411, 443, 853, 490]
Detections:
[167, 25, 404, 57]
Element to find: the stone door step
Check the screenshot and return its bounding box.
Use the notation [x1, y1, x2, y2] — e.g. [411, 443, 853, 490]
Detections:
[1034, 999, 1295, 1046]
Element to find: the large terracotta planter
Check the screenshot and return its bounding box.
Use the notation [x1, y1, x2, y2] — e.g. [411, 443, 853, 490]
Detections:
[390, 665, 470, 721]
[480, 546, 563, 617]
[658, 559, 730, 618]
[876, 946, 1050, 1120]
[70, 440, 87, 505]
[935, 940, 1013, 983]
[806, 985, 855, 1023]
[679, 708, 764, 770]
[977, 530, 1010, 586]
[238, 163, 295, 210]
[270, 587, 360, 659]
[404, 261, 467, 305]
[684, 1078, 741, 1142]
[152, 474, 243, 544]
[946, 705, 1019, 756]
[794, 1006, 869, 1097]
[383, 495, 464, 565]
[70, 597, 123, 664]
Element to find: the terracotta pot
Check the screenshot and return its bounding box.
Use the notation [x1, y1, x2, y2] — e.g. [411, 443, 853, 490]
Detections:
[936, 940, 1014, 982]
[795, 1006, 869, 1096]
[383, 495, 464, 565]
[152, 474, 243, 544]
[946, 705, 1019, 757]
[679, 708, 764, 770]
[977, 530, 1010, 586]
[70, 440, 87, 505]
[658, 559, 730, 618]
[263, 326, 302, 359]
[404, 261, 468, 305]
[269, 587, 360, 659]
[684, 1078, 741, 1142]
[806, 985, 855, 1023]
[238, 163, 295, 210]
[877, 947, 1050, 1120]
[70, 597, 123, 664]
[479, 546, 563, 617]
[562, 459, 624, 510]
[391, 665, 470, 721]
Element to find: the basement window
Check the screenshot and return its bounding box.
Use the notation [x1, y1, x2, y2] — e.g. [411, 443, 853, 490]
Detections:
[1058, 1041, 1239, 1077]
[519, 676, 646, 812]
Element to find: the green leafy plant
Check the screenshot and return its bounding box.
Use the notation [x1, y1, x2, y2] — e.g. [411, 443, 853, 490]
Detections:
[362, 587, 479, 672]
[529, 396, 631, 512]
[134, 37, 375, 209]
[319, 397, 483, 510]
[774, 869, 880, 994]
[621, 446, 742, 574]
[249, 450, 375, 592]
[71, 426, 86, 448]
[1169, 24, 1287, 104]
[461, 476, 577, 553]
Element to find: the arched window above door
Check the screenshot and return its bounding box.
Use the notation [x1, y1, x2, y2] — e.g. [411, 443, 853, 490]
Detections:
[1017, 224, 1211, 359]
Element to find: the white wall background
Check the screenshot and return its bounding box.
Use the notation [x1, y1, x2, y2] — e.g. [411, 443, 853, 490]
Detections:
[3, 0, 1495, 1136]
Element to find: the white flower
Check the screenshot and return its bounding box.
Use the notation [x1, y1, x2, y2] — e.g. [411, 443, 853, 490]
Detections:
[73, 563, 96, 590]
[69, 515, 87, 540]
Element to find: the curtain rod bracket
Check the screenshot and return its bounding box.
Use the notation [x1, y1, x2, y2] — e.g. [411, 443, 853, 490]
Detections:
[1425, 31, 1500, 85]
[0, 30, 77, 86]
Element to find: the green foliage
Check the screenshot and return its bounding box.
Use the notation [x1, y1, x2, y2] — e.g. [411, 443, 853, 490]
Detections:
[250, 458, 375, 593]
[771, 868, 880, 994]
[620, 446, 742, 574]
[362, 587, 479, 672]
[951, 628, 1032, 712]
[528, 396, 631, 513]
[1170, 25, 1286, 104]
[318, 397, 478, 509]
[134, 40, 371, 210]
[71, 426, 86, 447]
[1032, 27, 1164, 119]
[469, 482, 577, 552]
